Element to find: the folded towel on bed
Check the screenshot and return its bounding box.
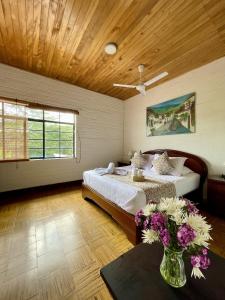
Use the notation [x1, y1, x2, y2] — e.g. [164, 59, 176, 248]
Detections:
[94, 162, 128, 176]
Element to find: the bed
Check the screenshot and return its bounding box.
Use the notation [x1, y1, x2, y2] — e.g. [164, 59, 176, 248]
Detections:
[82, 149, 208, 245]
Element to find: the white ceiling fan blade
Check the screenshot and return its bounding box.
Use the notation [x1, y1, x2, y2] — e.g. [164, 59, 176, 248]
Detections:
[136, 85, 146, 96]
[113, 83, 137, 89]
[144, 72, 168, 87]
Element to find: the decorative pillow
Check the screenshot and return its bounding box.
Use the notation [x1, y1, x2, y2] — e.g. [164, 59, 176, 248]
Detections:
[131, 151, 147, 169]
[152, 152, 173, 175]
[169, 157, 187, 176]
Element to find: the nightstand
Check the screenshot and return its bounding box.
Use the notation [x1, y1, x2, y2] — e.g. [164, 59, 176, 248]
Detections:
[207, 176, 225, 218]
[117, 161, 131, 167]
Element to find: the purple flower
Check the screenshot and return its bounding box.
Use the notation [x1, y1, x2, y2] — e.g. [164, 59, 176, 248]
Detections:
[191, 254, 210, 270]
[191, 255, 201, 268]
[150, 212, 166, 231]
[185, 199, 199, 215]
[202, 248, 208, 256]
[200, 255, 211, 269]
[135, 209, 143, 226]
[143, 218, 150, 230]
[159, 228, 170, 247]
[177, 224, 196, 248]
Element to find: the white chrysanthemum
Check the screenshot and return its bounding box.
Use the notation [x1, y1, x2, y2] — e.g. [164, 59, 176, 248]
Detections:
[191, 267, 205, 279]
[142, 229, 159, 244]
[158, 197, 186, 216]
[187, 214, 212, 248]
[170, 210, 187, 225]
[143, 203, 157, 217]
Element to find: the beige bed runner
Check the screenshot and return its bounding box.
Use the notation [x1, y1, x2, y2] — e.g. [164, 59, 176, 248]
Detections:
[106, 174, 176, 203]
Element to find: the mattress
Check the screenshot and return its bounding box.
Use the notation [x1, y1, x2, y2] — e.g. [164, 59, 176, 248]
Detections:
[83, 166, 200, 215]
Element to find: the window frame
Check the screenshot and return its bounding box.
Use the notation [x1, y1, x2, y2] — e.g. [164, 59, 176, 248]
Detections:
[0, 96, 78, 163]
[28, 111, 76, 160]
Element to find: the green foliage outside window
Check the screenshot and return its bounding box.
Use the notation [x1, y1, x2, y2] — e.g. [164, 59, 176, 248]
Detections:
[28, 108, 75, 159]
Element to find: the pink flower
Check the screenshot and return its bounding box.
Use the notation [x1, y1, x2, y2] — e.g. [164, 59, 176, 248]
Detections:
[177, 224, 196, 248]
[191, 255, 201, 268]
[159, 228, 170, 247]
[202, 248, 208, 256]
[143, 218, 150, 230]
[150, 212, 166, 231]
[135, 209, 143, 226]
[191, 254, 210, 270]
[184, 199, 199, 215]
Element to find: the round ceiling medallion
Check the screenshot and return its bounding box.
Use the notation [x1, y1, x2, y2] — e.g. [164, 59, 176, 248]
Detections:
[104, 43, 117, 55]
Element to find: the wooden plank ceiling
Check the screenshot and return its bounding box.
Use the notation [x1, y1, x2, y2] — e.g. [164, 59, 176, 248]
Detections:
[0, 0, 225, 100]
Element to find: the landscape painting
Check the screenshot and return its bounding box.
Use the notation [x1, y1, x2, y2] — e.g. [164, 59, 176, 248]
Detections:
[146, 93, 196, 136]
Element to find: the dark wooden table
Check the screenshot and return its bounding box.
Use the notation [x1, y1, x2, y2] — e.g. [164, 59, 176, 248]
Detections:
[100, 243, 225, 300]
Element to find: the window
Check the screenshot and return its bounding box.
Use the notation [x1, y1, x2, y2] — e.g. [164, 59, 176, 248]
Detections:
[28, 108, 76, 159]
[0, 96, 78, 162]
[0, 99, 28, 161]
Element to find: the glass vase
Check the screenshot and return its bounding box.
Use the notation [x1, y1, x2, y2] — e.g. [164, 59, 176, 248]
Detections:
[160, 247, 186, 288]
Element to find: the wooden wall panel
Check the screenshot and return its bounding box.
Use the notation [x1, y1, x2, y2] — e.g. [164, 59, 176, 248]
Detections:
[0, 63, 123, 192]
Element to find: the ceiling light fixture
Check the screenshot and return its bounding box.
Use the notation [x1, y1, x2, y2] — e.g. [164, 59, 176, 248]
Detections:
[104, 43, 117, 55]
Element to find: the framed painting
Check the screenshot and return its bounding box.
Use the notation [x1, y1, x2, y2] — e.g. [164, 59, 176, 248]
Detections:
[146, 92, 196, 136]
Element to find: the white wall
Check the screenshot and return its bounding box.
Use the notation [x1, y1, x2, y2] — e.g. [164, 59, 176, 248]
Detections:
[124, 57, 225, 175]
[0, 64, 124, 192]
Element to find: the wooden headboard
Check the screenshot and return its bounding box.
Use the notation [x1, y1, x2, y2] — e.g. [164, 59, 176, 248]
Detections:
[143, 149, 208, 201]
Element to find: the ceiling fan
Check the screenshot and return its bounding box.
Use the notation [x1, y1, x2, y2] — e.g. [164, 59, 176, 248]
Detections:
[113, 65, 168, 96]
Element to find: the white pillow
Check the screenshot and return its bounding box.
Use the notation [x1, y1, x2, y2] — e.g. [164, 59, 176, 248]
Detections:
[169, 157, 187, 176]
[143, 154, 154, 171]
[182, 166, 193, 175]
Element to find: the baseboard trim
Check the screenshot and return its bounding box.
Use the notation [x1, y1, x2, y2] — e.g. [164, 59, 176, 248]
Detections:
[0, 180, 83, 204]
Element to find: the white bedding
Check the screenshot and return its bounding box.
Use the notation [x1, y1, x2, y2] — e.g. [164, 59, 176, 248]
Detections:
[83, 166, 200, 215]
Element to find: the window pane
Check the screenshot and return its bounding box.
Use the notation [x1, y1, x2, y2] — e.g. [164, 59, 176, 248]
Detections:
[60, 132, 73, 140]
[5, 150, 16, 159]
[27, 108, 75, 160]
[60, 140, 73, 148]
[44, 111, 59, 122]
[0, 100, 28, 161]
[29, 140, 43, 148]
[16, 148, 25, 159]
[4, 103, 26, 117]
[29, 148, 43, 158]
[29, 130, 43, 139]
[29, 121, 43, 130]
[5, 139, 20, 159]
[45, 131, 59, 140]
[5, 139, 16, 149]
[45, 122, 59, 131]
[4, 118, 24, 129]
[28, 108, 43, 120]
[60, 112, 74, 123]
[60, 124, 73, 133]
[4, 129, 24, 140]
[45, 148, 60, 158]
[45, 140, 59, 148]
[60, 148, 73, 157]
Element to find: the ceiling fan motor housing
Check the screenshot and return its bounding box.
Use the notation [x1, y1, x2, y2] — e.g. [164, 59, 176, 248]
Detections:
[138, 64, 145, 73]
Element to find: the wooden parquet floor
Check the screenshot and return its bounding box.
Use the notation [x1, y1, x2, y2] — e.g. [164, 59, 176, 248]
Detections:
[0, 185, 224, 300]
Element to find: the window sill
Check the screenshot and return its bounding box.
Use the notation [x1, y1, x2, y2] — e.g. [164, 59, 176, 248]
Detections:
[29, 157, 77, 161]
[0, 159, 29, 163]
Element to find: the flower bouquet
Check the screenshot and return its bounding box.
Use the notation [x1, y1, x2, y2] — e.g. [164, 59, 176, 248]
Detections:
[135, 197, 212, 288]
